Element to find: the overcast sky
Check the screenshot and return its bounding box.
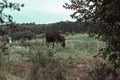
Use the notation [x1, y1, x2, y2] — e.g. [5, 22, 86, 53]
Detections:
[4, 0, 75, 24]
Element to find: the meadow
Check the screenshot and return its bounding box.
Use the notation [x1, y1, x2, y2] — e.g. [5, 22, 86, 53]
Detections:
[3, 33, 105, 61]
[0, 33, 105, 80]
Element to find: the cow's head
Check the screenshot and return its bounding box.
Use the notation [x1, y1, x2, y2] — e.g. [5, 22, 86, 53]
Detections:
[59, 34, 66, 47]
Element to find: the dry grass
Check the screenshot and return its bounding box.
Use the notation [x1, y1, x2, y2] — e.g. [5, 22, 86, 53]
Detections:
[0, 33, 106, 80]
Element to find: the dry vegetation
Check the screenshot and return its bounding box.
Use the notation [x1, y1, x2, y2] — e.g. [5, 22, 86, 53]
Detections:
[0, 33, 106, 80]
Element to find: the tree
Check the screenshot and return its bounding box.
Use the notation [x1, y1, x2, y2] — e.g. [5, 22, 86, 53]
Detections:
[0, 0, 24, 69]
[0, 0, 24, 24]
[63, 0, 120, 79]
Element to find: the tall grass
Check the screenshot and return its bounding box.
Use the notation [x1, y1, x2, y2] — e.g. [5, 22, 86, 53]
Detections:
[53, 33, 105, 59]
[0, 33, 106, 80]
[5, 33, 105, 61]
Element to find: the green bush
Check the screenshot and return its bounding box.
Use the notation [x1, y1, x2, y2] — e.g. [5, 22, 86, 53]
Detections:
[10, 31, 35, 40]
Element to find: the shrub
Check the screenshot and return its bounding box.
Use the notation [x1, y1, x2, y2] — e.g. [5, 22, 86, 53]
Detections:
[10, 31, 35, 40]
[29, 49, 69, 80]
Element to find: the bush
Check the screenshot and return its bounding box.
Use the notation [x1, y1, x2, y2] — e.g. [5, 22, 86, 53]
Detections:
[29, 49, 69, 80]
[10, 31, 35, 40]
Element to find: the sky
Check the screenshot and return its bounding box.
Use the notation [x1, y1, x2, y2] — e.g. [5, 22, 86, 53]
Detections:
[4, 0, 75, 24]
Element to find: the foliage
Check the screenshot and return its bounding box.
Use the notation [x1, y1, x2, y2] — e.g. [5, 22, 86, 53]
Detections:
[30, 51, 68, 80]
[63, 0, 120, 24]
[46, 21, 86, 33]
[12, 21, 89, 35]
[63, 0, 120, 79]
[9, 30, 35, 40]
[0, 0, 24, 72]
[0, 0, 24, 24]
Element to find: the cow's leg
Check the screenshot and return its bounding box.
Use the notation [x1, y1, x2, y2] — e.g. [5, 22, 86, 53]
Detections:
[62, 42, 65, 47]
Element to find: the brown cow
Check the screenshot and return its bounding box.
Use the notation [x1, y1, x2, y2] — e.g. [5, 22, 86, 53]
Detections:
[46, 33, 66, 48]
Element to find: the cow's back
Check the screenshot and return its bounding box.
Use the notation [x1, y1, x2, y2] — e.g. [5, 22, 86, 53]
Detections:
[46, 33, 58, 42]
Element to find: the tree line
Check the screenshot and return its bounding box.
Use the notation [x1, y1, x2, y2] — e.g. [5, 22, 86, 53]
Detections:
[0, 21, 90, 38]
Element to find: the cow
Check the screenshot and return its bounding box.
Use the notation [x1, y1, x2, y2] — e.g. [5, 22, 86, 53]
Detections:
[46, 33, 66, 48]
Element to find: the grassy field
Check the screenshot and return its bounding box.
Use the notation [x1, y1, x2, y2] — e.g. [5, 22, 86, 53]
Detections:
[0, 33, 106, 80]
[2, 33, 105, 61]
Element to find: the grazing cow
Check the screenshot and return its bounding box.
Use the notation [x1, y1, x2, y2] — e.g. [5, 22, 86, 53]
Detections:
[46, 33, 66, 48]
